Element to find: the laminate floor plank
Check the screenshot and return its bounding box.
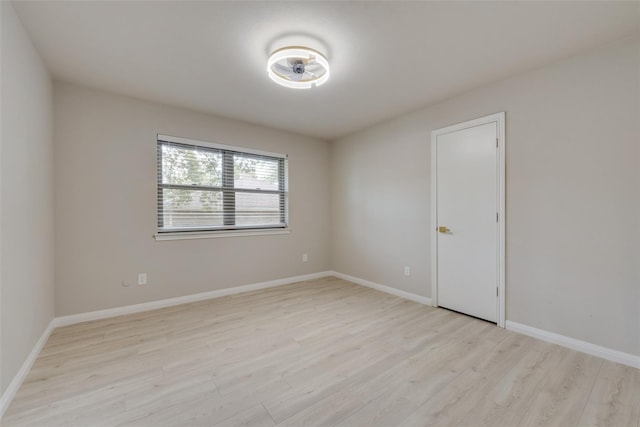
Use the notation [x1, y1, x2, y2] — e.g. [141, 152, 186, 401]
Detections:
[578, 361, 640, 427]
[262, 345, 410, 423]
[212, 404, 275, 427]
[395, 335, 539, 427]
[518, 351, 603, 427]
[3, 277, 639, 427]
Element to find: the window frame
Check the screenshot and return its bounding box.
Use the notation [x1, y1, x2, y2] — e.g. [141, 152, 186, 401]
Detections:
[155, 134, 289, 239]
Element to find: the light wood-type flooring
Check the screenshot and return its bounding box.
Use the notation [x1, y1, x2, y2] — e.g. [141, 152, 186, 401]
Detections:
[4, 277, 639, 427]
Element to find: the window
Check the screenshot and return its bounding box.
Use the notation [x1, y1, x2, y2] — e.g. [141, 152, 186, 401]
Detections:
[157, 135, 288, 234]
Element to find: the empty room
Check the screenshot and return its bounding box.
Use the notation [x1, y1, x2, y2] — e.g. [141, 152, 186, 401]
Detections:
[1, 1, 639, 426]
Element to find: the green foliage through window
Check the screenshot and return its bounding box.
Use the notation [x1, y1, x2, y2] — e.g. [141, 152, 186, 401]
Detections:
[157, 138, 287, 232]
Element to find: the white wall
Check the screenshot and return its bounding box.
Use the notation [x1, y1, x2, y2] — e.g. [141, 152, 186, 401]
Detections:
[0, 2, 55, 395]
[331, 36, 640, 356]
[54, 82, 331, 316]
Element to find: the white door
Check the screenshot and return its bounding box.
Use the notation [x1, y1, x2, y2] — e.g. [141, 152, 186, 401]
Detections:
[431, 114, 505, 324]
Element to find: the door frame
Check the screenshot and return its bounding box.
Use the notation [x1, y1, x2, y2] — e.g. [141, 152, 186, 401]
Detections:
[430, 112, 506, 327]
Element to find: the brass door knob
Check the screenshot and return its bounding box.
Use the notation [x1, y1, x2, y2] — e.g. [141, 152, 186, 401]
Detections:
[438, 226, 451, 233]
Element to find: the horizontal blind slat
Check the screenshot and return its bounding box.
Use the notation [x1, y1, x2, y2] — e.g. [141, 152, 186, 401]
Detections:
[158, 136, 288, 232]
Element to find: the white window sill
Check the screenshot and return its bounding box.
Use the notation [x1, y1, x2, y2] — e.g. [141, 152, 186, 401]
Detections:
[154, 228, 291, 241]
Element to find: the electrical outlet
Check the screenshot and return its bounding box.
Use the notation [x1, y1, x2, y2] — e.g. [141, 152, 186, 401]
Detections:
[302, 253, 308, 263]
[138, 273, 147, 285]
[404, 266, 411, 276]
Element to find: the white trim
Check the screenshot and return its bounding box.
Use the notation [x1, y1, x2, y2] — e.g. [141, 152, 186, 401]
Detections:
[154, 228, 290, 241]
[1, 319, 56, 418]
[497, 113, 506, 328]
[331, 271, 432, 306]
[0, 272, 331, 416]
[54, 271, 332, 327]
[430, 126, 438, 308]
[430, 112, 506, 327]
[4, 275, 637, 419]
[157, 134, 287, 159]
[506, 321, 640, 369]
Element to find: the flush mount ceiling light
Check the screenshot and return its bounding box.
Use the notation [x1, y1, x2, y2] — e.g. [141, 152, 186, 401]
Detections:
[267, 46, 330, 89]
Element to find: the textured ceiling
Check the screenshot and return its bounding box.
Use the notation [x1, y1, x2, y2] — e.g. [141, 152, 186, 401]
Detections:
[12, 1, 640, 140]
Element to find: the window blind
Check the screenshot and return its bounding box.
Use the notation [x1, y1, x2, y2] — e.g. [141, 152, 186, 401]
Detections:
[157, 135, 288, 233]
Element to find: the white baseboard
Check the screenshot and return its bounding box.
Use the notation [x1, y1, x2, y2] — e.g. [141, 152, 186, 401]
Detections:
[0, 319, 56, 418]
[330, 271, 432, 306]
[506, 321, 640, 369]
[1, 271, 332, 418]
[54, 271, 333, 327]
[330, 273, 639, 369]
[0, 271, 423, 419]
[6, 273, 636, 420]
